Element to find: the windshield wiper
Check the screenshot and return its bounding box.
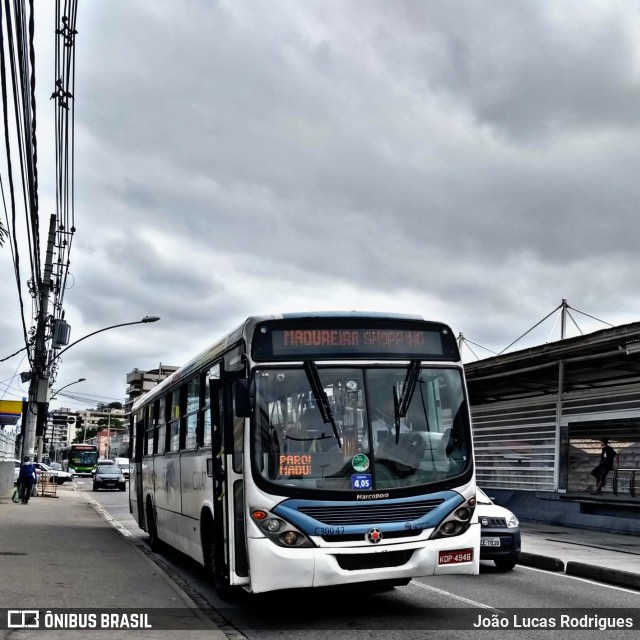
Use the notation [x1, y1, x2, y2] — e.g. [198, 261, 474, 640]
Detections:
[393, 360, 421, 443]
[303, 361, 342, 450]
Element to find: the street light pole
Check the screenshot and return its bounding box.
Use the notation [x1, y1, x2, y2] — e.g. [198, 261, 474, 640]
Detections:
[22, 316, 160, 462]
[49, 316, 161, 364]
[39, 378, 87, 462]
[50, 377, 87, 402]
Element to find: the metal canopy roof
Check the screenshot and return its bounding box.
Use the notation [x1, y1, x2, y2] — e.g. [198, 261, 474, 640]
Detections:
[464, 322, 640, 404]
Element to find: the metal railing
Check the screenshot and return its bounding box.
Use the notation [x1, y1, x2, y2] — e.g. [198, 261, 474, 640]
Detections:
[612, 468, 637, 498]
[37, 472, 58, 498]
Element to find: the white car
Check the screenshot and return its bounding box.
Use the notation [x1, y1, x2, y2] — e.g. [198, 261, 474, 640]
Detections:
[33, 462, 74, 485]
[477, 488, 521, 571]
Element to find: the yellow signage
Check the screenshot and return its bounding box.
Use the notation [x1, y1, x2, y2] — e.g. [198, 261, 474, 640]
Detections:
[0, 400, 22, 426]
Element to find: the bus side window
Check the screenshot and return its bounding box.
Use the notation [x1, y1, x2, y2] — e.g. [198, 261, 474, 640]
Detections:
[157, 396, 167, 454]
[169, 388, 181, 452]
[145, 405, 154, 455]
[203, 364, 221, 448]
[185, 375, 199, 450]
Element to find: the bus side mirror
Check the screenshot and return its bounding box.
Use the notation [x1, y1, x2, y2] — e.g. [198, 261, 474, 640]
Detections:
[235, 379, 252, 417]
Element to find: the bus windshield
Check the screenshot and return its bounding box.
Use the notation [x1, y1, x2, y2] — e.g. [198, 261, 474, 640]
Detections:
[252, 365, 472, 492]
[73, 450, 98, 466]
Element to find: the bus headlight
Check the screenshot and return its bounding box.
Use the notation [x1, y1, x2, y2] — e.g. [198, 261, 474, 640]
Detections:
[265, 518, 281, 532]
[282, 531, 298, 546]
[431, 497, 476, 540]
[250, 507, 314, 548]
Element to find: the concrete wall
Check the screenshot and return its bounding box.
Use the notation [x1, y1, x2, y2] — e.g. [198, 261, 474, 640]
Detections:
[0, 461, 15, 495]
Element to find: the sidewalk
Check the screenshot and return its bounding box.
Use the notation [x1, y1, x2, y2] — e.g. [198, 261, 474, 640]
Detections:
[519, 521, 640, 590]
[0, 483, 227, 639]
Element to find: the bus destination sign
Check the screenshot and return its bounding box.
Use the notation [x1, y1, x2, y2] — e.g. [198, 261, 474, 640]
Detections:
[251, 320, 459, 361]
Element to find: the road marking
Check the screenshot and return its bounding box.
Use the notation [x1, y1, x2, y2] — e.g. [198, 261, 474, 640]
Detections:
[410, 580, 502, 610]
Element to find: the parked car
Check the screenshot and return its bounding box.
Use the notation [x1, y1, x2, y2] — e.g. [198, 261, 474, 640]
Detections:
[33, 462, 74, 485]
[93, 464, 126, 492]
[114, 457, 130, 480]
[477, 488, 521, 571]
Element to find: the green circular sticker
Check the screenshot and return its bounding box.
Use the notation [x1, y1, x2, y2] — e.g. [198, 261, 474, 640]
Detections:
[352, 454, 370, 472]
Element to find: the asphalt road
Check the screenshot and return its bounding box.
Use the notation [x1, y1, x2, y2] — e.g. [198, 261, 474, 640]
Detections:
[74, 477, 640, 640]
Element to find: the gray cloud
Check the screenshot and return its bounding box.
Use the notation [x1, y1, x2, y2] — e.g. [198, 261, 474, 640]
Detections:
[2, 0, 639, 408]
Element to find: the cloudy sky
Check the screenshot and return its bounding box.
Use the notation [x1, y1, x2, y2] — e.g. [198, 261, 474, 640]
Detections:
[2, 0, 639, 411]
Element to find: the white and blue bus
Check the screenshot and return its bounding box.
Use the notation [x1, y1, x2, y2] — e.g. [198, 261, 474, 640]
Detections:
[130, 312, 479, 596]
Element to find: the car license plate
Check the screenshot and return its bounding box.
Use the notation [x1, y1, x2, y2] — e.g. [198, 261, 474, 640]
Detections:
[481, 537, 501, 547]
[438, 549, 474, 565]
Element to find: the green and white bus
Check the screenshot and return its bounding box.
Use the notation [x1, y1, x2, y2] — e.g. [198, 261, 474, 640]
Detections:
[66, 444, 98, 475]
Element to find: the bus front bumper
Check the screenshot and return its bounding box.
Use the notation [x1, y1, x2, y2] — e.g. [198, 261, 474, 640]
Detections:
[246, 524, 479, 593]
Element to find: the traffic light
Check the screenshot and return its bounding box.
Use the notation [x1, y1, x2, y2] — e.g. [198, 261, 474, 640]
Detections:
[50, 412, 76, 437]
[51, 412, 71, 429]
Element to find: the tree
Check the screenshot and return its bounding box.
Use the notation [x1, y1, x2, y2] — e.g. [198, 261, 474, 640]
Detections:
[72, 426, 98, 443]
[96, 401, 123, 411]
[97, 417, 124, 429]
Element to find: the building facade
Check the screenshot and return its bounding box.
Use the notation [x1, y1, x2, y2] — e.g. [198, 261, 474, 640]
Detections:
[465, 322, 640, 534]
[124, 365, 179, 416]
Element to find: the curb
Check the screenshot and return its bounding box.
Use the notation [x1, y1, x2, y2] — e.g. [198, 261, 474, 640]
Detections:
[518, 553, 640, 592]
[566, 561, 640, 591]
[518, 552, 564, 571]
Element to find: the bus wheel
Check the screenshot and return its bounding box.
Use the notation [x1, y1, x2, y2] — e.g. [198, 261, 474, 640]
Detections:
[494, 557, 518, 571]
[201, 516, 238, 602]
[146, 499, 161, 551]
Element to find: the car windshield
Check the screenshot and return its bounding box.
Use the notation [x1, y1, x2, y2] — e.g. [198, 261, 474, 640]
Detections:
[252, 365, 472, 493]
[98, 466, 121, 475]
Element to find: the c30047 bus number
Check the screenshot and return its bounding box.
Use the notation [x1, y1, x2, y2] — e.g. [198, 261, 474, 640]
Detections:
[314, 526, 345, 536]
[438, 549, 474, 565]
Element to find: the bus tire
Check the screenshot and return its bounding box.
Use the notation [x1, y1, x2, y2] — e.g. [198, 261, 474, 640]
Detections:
[201, 511, 238, 602]
[146, 498, 161, 552]
[494, 557, 517, 571]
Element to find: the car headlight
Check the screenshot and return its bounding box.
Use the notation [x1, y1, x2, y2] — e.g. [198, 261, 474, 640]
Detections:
[119, 475, 125, 481]
[506, 514, 519, 528]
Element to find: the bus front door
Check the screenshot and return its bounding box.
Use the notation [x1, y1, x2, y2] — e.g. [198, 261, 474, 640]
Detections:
[208, 373, 248, 596]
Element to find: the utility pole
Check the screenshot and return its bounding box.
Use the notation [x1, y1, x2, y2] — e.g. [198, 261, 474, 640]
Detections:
[106, 410, 111, 459]
[22, 214, 57, 462]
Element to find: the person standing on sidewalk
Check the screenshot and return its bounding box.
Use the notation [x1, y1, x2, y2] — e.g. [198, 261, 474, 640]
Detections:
[590, 437, 617, 495]
[17, 456, 36, 504]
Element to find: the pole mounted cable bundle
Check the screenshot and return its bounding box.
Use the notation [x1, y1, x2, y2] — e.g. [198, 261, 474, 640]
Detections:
[0, 1, 79, 459]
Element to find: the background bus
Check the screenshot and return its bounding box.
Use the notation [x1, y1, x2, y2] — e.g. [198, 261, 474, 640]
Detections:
[130, 312, 478, 597]
[64, 444, 99, 476]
